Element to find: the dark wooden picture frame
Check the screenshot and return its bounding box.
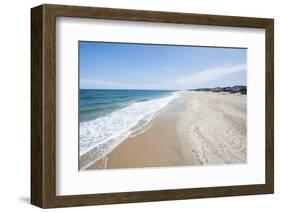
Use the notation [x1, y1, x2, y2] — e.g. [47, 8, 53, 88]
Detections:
[31, 4, 274, 208]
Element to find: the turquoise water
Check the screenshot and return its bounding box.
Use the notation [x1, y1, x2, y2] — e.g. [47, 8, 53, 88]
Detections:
[79, 89, 180, 168]
[80, 89, 175, 122]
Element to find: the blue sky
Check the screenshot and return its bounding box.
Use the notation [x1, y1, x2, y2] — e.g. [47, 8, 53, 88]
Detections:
[79, 41, 247, 90]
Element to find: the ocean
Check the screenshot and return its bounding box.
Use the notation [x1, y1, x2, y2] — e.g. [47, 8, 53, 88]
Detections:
[79, 89, 180, 168]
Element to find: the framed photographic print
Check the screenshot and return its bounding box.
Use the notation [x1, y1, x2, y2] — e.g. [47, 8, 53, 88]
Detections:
[31, 4, 274, 208]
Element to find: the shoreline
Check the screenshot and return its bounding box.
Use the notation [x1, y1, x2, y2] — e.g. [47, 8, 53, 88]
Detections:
[85, 91, 247, 170]
[86, 93, 197, 170]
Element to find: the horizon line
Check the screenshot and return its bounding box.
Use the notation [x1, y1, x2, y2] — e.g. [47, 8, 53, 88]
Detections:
[79, 85, 247, 91]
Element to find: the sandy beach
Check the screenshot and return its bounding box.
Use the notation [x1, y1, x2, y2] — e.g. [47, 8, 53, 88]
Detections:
[86, 91, 247, 170]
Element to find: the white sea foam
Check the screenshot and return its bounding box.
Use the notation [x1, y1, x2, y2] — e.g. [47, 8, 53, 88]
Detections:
[79, 92, 181, 169]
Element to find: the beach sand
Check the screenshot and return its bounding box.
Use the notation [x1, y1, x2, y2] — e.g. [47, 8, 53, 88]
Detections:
[178, 91, 247, 165]
[86, 91, 246, 170]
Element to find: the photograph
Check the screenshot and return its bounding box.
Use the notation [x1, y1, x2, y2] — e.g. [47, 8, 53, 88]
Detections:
[79, 42, 247, 170]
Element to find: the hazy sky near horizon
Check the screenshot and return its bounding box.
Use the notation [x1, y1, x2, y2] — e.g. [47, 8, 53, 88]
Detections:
[79, 41, 247, 90]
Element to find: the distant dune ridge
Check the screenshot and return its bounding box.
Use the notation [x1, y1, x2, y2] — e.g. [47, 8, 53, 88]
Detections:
[85, 90, 247, 170]
[190, 85, 247, 94]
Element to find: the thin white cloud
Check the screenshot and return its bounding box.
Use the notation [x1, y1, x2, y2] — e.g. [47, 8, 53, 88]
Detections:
[81, 79, 131, 88]
[176, 64, 246, 86]
[80, 79, 167, 90]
